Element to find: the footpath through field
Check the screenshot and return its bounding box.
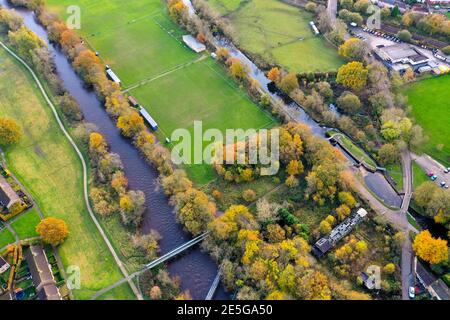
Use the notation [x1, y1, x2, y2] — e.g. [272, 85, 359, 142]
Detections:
[0, 42, 141, 300]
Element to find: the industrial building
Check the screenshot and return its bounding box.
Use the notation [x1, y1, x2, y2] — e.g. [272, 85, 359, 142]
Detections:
[312, 208, 368, 257]
[374, 43, 430, 73]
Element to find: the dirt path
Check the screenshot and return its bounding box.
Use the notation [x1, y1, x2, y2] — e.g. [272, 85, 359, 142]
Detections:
[0, 42, 142, 300]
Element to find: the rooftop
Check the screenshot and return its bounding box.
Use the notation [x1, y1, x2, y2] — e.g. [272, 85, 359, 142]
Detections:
[377, 43, 429, 65]
[416, 261, 437, 287]
[26, 245, 61, 300]
[430, 279, 450, 300]
[182, 35, 206, 53]
[0, 175, 20, 209]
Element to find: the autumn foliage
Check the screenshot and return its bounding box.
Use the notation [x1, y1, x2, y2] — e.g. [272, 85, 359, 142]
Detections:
[0, 117, 22, 145]
[36, 217, 69, 246]
[413, 230, 448, 265]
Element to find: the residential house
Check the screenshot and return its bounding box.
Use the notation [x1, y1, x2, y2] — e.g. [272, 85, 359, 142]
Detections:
[0, 175, 20, 211]
[415, 259, 450, 300]
[26, 245, 62, 300]
[0, 256, 10, 274]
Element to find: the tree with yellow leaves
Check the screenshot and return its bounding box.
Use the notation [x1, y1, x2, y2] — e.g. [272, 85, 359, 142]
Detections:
[228, 58, 248, 81]
[168, 0, 186, 22]
[338, 38, 368, 61]
[36, 217, 69, 246]
[216, 47, 230, 61]
[336, 61, 368, 91]
[278, 72, 299, 94]
[0, 117, 22, 146]
[117, 110, 145, 138]
[413, 230, 448, 265]
[286, 159, 304, 176]
[285, 175, 299, 188]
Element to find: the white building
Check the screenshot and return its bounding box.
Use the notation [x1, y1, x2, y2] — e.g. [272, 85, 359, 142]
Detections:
[0, 256, 10, 274]
[106, 68, 121, 84]
[182, 35, 206, 53]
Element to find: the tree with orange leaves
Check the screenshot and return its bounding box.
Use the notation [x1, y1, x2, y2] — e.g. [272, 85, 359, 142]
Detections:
[413, 230, 448, 265]
[267, 67, 280, 82]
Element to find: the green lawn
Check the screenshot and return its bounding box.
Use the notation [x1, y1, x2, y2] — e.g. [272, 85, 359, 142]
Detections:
[0, 49, 133, 300]
[0, 228, 15, 249]
[46, 0, 277, 185]
[130, 59, 276, 184]
[386, 163, 403, 192]
[10, 208, 41, 239]
[208, 0, 344, 72]
[402, 75, 450, 166]
[412, 161, 429, 190]
[329, 130, 377, 169]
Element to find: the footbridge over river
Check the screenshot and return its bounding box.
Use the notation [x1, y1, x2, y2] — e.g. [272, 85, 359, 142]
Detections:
[92, 232, 210, 299]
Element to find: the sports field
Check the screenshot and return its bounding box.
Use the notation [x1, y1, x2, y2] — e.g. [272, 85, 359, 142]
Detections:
[402, 75, 450, 166]
[0, 49, 133, 300]
[46, 0, 276, 185]
[207, 0, 344, 72]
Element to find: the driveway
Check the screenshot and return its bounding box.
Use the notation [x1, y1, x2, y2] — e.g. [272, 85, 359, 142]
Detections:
[413, 154, 450, 189]
[327, 0, 337, 26]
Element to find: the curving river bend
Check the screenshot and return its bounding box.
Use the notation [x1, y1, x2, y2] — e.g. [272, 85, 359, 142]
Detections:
[0, 0, 229, 300]
[1, 0, 402, 300]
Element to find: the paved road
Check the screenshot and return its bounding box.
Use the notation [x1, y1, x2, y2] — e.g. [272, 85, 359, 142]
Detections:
[400, 152, 415, 300]
[352, 151, 416, 300]
[413, 153, 450, 188]
[327, 0, 337, 26]
[0, 42, 142, 300]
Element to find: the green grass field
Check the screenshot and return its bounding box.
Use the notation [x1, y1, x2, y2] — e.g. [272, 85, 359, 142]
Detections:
[46, 0, 277, 185]
[0, 49, 133, 300]
[10, 208, 41, 239]
[208, 0, 344, 72]
[403, 75, 450, 166]
[412, 161, 429, 190]
[130, 58, 275, 184]
[0, 227, 15, 249]
[329, 130, 377, 169]
[386, 163, 403, 192]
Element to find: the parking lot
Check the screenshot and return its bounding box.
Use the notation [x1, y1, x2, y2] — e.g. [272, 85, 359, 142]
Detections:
[350, 26, 449, 68]
[413, 154, 450, 189]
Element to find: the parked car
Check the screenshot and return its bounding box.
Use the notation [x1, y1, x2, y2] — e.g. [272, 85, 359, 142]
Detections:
[440, 181, 446, 188]
[409, 287, 415, 299]
[431, 175, 438, 181]
[427, 172, 434, 177]
[444, 168, 449, 174]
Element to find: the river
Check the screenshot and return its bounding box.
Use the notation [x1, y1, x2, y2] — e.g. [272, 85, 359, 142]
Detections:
[213, 37, 403, 208]
[0, 0, 229, 300]
[1, 0, 404, 299]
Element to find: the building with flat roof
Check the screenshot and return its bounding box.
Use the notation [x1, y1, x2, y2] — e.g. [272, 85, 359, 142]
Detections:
[0, 175, 20, 210]
[26, 245, 62, 300]
[312, 208, 368, 257]
[106, 68, 121, 84]
[182, 35, 206, 53]
[375, 43, 430, 72]
[139, 107, 158, 131]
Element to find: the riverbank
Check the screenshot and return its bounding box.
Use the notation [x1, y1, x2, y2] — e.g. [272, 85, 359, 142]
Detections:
[0, 44, 135, 299]
[0, 0, 227, 299]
